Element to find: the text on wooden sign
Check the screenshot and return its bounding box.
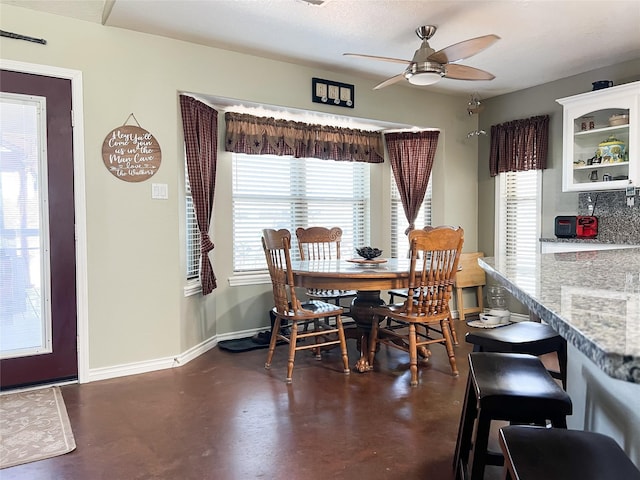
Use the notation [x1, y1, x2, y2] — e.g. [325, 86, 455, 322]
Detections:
[102, 125, 161, 182]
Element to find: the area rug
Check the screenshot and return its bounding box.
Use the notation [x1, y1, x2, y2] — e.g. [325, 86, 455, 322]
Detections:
[218, 331, 286, 353]
[0, 386, 76, 469]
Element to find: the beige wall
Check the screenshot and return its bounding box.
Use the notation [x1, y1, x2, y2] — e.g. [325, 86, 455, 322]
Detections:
[1, 4, 480, 375]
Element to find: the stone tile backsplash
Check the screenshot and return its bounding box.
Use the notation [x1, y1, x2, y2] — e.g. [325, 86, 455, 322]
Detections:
[578, 189, 640, 244]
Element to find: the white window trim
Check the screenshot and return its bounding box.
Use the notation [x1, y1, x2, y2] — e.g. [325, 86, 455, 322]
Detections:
[228, 271, 271, 287]
[183, 280, 202, 297]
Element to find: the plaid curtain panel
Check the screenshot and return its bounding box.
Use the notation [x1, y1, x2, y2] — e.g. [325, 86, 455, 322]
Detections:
[385, 130, 440, 234]
[179, 95, 218, 295]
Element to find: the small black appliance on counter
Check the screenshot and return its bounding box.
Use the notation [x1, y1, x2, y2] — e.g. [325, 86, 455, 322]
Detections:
[555, 216, 577, 238]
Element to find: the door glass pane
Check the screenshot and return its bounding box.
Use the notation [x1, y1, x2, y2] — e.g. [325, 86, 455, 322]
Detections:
[0, 93, 52, 359]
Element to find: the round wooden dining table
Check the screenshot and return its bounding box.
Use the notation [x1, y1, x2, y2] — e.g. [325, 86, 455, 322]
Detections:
[290, 258, 412, 372]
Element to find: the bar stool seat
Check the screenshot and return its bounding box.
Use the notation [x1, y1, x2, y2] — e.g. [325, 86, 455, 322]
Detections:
[465, 321, 567, 388]
[453, 352, 573, 480]
[499, 425, 640, 480]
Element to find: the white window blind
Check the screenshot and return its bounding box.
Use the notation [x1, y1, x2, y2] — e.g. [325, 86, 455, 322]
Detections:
[185, 160, 200, 280]
[390, 176, 432, 258]
[496, 169, 541, 274]
[232, 153, 370, 272]
[0, 92, 52, 358]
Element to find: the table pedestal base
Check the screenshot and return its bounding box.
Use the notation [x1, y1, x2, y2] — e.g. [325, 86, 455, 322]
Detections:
[347, 290, 385, 372]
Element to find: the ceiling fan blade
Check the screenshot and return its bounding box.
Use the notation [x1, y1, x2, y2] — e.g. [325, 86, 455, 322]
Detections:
[373, 74, 406, 90]
[343, 53, 411, 65]
[444, 64, 495, 81]
[428, 34, 500, 64]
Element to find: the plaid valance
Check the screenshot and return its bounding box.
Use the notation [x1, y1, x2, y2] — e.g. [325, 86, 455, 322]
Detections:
[225, 112, 384, 163]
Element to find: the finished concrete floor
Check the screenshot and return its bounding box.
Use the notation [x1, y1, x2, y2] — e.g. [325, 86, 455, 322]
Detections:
[2, 320, 510, 480]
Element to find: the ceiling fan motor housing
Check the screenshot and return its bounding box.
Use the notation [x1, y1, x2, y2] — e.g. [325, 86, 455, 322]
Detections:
[416, 25, 437, 40]
[405, 62, 445, 85]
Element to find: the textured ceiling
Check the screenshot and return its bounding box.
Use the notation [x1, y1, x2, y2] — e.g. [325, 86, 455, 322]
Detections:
[3, 0, 640, 99]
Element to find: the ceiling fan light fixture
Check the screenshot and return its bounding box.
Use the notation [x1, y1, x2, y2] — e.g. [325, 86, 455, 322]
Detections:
[407, 71, 442, 86]
[405, 62, 444, 86]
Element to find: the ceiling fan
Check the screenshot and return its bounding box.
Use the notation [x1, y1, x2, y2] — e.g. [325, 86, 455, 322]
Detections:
[344, 25, 500, 90]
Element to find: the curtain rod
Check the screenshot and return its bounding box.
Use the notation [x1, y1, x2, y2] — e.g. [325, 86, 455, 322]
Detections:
[0, 30, 47, 45]
[383, 127, 440, 134]
[179, 92, 409, 132]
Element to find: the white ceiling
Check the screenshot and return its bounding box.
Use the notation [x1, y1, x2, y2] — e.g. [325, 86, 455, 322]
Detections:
[4, 0, 640, 99]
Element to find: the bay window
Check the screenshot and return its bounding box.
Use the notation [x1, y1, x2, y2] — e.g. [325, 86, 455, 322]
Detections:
[232, 153, 370, 272]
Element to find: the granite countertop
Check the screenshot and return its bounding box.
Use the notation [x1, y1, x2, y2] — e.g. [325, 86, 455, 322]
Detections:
[540, 237, 640, 246]
[540, 237, 640, 244]
[479, 248, 640, 383]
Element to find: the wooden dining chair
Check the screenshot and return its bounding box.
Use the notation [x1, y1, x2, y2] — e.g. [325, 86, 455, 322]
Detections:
[368, 225, 464, 386]
[386, 233, 468, 346]
[295, 226, 356, 314]
[262, 228, 350, 384]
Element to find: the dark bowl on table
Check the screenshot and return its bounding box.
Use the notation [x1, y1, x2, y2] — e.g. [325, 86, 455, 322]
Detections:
[356, 247, 383, 260]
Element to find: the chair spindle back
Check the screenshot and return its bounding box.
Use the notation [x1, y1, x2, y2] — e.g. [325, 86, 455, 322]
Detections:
[404, 226, 464, 317]
[262, 228, 302, 316]
[296, 226, 343, 260]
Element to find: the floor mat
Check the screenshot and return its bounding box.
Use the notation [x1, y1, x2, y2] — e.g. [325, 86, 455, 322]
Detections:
[0, 386, 76, 469]
[218, 333, 285, 353]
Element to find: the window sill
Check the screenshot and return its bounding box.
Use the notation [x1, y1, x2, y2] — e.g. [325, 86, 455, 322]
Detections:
[183, 280, 201, 297]
[228, 271, 270, 287]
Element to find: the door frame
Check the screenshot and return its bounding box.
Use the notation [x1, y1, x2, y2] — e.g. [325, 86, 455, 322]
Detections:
[1, 59, 89, 384]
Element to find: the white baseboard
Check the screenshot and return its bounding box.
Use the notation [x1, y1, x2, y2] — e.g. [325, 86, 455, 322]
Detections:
[85, 311, 534, 384]
[86, 327, 268, 383]
[88, 355, 180, 383]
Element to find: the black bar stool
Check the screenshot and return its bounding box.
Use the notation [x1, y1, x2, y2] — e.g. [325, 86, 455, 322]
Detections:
[453, 352, 572, 480]
[499, 425, 640, 480]
[465, 321, 567, 388]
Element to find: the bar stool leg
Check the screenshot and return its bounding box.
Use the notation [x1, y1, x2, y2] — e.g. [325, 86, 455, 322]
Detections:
[470, 415, 493, 480]
[550, 413, 567, 429]
[558, 340, 568, 389]
[453, 373, 477, 479]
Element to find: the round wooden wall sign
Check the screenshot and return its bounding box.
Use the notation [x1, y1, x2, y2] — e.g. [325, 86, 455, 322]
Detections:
[102, 125, 162, 182]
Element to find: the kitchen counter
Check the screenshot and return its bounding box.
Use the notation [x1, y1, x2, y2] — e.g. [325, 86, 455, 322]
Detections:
[479, 248, 640, 383]
[479, 247, 640, 467]
[539, 239, 639, 253]
[540, 237, 639, 245]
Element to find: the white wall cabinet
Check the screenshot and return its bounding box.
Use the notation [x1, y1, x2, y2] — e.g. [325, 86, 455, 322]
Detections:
[557, 81, 640, 192]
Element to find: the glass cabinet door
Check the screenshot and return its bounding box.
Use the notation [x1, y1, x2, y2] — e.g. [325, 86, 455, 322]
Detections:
[571, 108, 629, 187]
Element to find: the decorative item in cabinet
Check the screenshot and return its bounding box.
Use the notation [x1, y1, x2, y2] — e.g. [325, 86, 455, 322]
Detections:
[579, 116, 595, 131]
[596, 135, 626, 163]
[557, 81, 639, 192]
[609, 114, 629, 126]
